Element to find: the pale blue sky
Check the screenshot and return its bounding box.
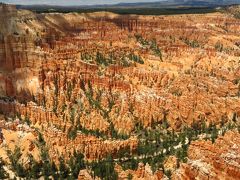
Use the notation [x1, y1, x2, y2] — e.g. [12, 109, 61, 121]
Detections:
[1, 0, 162, 6]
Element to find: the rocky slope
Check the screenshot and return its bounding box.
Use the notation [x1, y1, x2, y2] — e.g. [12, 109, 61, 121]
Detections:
[0, 3, 240, 179]
[172, 131, 240, 179]
[1, 4, 239, 132]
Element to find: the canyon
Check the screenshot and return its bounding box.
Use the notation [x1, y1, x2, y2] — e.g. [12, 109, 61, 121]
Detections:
[0, 3, 239, 179]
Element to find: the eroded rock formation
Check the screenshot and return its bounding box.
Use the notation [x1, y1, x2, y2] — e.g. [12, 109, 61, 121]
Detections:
[0, 4, 239, 176]
[172, 131, 240, 179]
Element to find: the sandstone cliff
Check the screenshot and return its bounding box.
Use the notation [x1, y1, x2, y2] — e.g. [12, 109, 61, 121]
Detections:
[0, 4, 239, 178]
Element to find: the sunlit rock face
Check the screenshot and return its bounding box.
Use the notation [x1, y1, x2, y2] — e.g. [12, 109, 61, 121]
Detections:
[0, 3, 239, 170]
[1, 5, 239, 131]
[172, 131, 240, 180]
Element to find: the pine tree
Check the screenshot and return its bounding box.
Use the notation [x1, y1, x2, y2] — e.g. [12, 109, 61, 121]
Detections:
[59, 157, 69, 179]
[28, 154, 41, 179]
[0, 158, 8, 179]
[51, 162, 59, 179]
[211, 125, 218, 143]
[68, 151, 85, 178]
[7, 147, 26, 177]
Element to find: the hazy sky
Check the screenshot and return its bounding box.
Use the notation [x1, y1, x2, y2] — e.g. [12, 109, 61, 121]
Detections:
[1, 0, 162, 6]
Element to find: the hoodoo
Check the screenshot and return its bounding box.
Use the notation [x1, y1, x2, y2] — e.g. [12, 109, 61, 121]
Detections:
[0, 2, 239, 179]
